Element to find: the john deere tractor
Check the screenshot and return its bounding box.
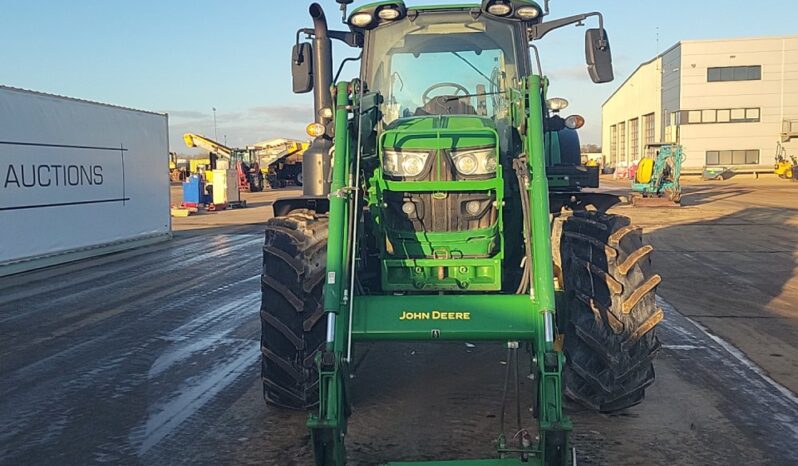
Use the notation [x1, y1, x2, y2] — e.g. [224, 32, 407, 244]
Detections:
[260, 1, 662, 464]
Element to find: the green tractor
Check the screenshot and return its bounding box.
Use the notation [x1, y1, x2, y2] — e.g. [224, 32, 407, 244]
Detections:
[260, 1, 662, 464]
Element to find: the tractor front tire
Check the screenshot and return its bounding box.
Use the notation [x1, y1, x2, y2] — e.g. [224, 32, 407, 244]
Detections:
[261, 209, 327, 409]
[554, 211, 663, 412]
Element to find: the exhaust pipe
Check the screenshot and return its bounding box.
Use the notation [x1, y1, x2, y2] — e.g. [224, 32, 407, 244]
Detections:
[304, 3, 334, 197]
[309, 3, 334, 126]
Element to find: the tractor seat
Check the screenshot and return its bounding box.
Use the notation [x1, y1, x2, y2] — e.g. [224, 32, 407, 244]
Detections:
[415, 95, 477, 116]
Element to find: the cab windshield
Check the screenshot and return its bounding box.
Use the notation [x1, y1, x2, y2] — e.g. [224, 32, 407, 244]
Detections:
[363, 11, 522, 124]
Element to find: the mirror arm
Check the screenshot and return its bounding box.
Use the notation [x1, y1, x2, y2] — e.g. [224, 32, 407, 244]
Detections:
[329, 30, 363, 48]
[297, 27, 362, 50]
[294, 28, 314, 64]
[528, 12, 604, 41]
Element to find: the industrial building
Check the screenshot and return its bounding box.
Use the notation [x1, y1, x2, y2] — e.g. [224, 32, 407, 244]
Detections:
[602, 35, 798, 171]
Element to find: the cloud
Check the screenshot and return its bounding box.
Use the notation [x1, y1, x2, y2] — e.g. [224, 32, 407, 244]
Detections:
[545, 65, 590, 81]
[249, 105, 310, 123]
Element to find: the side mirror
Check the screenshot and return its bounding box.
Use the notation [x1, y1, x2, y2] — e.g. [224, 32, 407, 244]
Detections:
[292, 42, 314, 94]
[585, 28, 614, 84]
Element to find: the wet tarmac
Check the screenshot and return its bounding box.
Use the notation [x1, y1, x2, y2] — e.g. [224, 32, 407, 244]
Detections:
[0, 181, 796, 465]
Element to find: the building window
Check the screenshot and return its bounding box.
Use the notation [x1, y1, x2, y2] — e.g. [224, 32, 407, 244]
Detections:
[618, 122, 626, 163]
[707, 65, 761, 82]
[706, 149, 760, 166]
[680, 108, 760, 124]
[610, 125, 617, 164]
[643, 113, 655, 157]
[629, 118, 639, 160]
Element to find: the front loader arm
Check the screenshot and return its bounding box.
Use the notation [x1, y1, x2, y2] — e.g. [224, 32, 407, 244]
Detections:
[524, 75, 572, 464]
[309, 80, 354, 465]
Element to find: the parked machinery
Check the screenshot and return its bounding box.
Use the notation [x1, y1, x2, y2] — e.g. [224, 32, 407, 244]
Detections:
[168, 152, 189, 182]
[774, 143, 797, 181]
[183, 133, 264, 192]
[250, 138, 309, 188]
[260, 2, 662, 465]
[631, 143, 684, 206]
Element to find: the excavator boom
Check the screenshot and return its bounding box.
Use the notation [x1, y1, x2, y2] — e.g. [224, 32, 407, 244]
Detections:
[183, 133, 234, 160]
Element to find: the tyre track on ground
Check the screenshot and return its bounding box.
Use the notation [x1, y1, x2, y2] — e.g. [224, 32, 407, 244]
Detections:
[0, 233, 264, 465]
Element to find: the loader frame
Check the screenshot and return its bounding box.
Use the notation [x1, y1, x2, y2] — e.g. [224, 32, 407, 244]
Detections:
[309, 77, 572, 465]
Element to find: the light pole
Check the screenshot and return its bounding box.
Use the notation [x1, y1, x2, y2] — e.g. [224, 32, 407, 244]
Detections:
[212, 107, 218, 141]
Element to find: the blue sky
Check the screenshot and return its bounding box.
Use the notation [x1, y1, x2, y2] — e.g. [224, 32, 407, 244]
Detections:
[1, 0, 796, 151]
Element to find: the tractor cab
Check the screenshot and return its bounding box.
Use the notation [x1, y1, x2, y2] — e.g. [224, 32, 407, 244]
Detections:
[354, 6, 531, 291]
[361, 7, 524, 124]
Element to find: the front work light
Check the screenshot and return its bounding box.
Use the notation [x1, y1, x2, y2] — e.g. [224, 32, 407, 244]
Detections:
[486, 1, 512, 16]
[378, 7, 401, 20]
[547, 97, 569, 112]
[515, 5, 540, 20]
[350, 12, 374, 28]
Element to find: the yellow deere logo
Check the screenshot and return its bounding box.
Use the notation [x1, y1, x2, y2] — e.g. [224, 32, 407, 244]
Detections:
[399, 311, 471, 320]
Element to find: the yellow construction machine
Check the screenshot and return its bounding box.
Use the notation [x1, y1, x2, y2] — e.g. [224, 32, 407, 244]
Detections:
[774, 143, 797, 181]
[183, 133, 265, 191]
[250, 138, 309, 187]
[183, 133, 309, 190]
[168, 152, 189, 182]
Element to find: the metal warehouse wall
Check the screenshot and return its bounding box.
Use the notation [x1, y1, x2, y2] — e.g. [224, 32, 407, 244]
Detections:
[601, 56, 663, 167]
[0, 86, 171, 275]
[678, 36, 798, 168]
[603, 35, 798, 170]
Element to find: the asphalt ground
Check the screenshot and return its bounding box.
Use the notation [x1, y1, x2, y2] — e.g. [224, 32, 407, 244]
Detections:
[0, 179, 796, 465]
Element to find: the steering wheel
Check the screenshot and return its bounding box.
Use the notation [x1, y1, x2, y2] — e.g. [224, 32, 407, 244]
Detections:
[422, 82, 470, 105]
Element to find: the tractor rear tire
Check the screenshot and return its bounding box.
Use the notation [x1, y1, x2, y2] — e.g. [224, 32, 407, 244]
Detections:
[553, 211, 662, 412]
[261, 209, 328, 409]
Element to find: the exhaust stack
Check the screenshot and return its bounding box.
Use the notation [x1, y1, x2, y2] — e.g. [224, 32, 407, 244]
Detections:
[303, 3, 334, 197]
[309, 3, 334, 124]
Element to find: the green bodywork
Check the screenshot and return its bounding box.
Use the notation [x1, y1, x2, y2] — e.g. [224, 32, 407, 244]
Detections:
[372, 116, 503, 291]
[312, 76, 570, 466]
[306, 2, 592, 465]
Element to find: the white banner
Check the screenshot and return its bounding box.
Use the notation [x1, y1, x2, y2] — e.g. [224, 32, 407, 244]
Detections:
[0, 86, 170, 267]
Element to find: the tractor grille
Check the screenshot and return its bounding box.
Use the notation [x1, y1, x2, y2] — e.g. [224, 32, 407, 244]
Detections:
[383, 190, 496, 233]
[382, 150, 498, 233]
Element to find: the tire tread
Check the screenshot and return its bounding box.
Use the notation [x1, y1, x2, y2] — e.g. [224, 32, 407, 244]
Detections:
[260, 209, 328, 410]
[555, 211, 662, 412]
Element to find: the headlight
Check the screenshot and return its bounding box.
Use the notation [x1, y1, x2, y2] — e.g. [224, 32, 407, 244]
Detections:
[383, 150, 430, 177]
[452, 148, 497, 176]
